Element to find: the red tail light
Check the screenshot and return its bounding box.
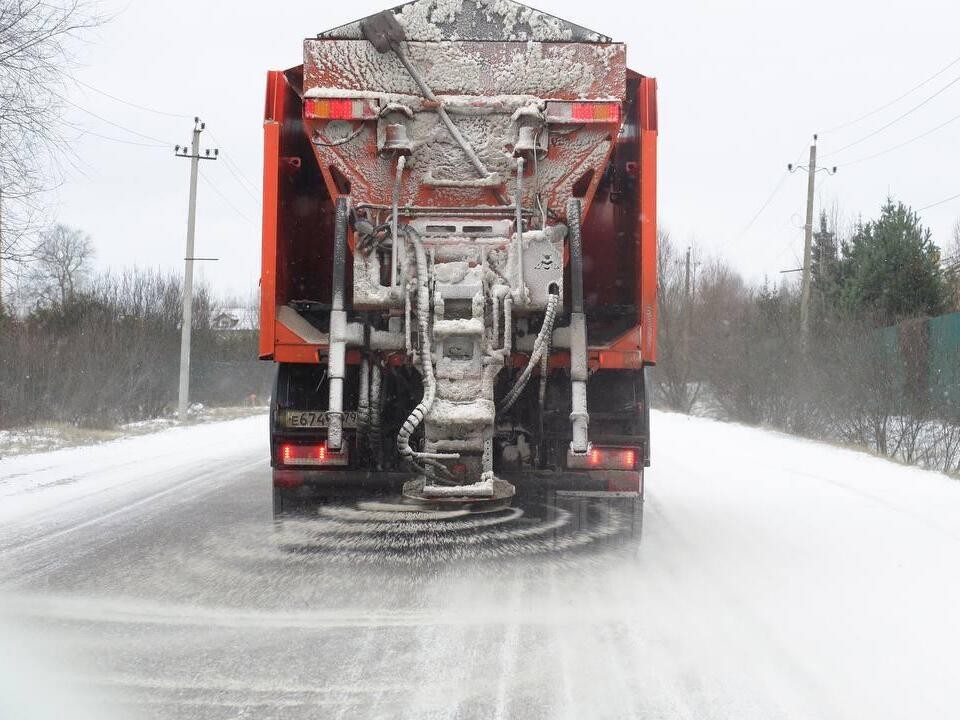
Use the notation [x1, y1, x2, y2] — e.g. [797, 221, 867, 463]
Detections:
[278, 442, 348, 467]
[568, 446, 638, 471]
[546, 101, 621, 124]
[304, 98, 377, 120]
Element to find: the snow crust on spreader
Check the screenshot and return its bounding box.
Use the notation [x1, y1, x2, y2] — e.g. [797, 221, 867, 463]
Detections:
[317, 0, 611, 44]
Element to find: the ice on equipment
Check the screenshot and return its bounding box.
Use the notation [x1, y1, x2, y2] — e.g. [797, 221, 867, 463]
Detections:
[261, 0, 658, 508]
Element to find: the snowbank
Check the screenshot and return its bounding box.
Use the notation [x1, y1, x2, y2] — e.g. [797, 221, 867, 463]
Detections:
[0, 406, 267, 457]
[0, 414, 267, 526]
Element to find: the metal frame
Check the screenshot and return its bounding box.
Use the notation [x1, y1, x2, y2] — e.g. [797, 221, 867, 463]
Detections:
[260, 69, 658, 371]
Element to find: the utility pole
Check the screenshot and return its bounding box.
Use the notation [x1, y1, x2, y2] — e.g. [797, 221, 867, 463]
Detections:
[788, 135, 836, 341]
[175, 118, 218, 421]
[800, 140, 816, 339]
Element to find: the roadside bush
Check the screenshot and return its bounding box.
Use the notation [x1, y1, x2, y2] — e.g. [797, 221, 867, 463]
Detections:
[652, 241, 960, 478]
[0, 269, 267, 429]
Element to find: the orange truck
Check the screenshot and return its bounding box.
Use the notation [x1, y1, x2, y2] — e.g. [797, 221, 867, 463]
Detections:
[260, 1, 657, 510]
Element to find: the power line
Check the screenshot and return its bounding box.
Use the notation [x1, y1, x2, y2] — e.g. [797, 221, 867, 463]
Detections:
[224, 153, 259, 193]
[823, 52, 960, 134]
[66, 86, 262, 211]
[64, 97, 174, 145]
[216, 151, 260, 203]
[918, 191, 960, 212]
[775, 228, 805, 268]
[213, 141, 259, 191]
[205, 130, 261, 201]
[729, 145, 809, 245]
[73, 78, 193, 119]
[66, 93, 260, 205]
[839, 109, 960, 167]
[824, 70, 960, 157]
[735, 170, 790, 240]
[74, 128, 168, 148]
[61, 116, 169, 148]
[199, 168, 258, 226]
[65, 92, 260, 218]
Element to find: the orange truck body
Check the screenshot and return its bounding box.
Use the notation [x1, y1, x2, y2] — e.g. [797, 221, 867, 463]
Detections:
[260, 71, 657, 372]
[259, 2, 657, 500]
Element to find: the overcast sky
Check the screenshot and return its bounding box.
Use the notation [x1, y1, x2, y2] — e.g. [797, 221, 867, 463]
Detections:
[51, 0, 960, 298]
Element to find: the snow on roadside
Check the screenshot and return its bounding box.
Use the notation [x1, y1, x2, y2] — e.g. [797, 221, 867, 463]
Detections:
[652, 409, 960, 537]
[0, 426, 109, 457]
[0, 414, 267, 526]
[648, 409, 960, 719]
[0, 406, 267, 458]
[5, 406, 960, 531]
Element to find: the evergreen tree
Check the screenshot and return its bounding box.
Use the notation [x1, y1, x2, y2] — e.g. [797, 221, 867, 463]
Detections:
[840, 199, 946, 325]
[810, 210, 842, 321]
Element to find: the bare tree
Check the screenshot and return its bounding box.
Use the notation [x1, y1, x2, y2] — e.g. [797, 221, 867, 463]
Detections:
[0, 0, 103, 269]
[941, 218, 960, 311]
[1, 267, 272, 428]
[25, 223, 93, 306]
[951, 218, 960, 258]
[654, 231, 702, 412]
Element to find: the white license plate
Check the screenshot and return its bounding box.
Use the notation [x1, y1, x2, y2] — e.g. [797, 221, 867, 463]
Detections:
[283, 410, 359, 429]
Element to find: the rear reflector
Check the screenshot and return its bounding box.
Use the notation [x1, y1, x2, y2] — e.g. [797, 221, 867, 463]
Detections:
[279, 442, 349, 467]
[304, 98, 377, 120]
[567, 446, 637, 471]
[546, 101, 621, 124]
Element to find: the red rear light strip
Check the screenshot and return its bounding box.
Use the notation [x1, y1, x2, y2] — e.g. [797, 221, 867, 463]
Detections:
[568, 446, 637, 471]
[279, 442, 348, 467]
[304, 98, 377, 120]
[546, 101, 621, 124]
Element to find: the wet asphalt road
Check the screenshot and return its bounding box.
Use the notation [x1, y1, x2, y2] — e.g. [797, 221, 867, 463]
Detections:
[3, 411, 959, 719]
[0, 435, 645, 720]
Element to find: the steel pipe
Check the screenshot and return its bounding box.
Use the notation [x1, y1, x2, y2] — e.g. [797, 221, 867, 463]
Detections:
[326, 196, 350, 451]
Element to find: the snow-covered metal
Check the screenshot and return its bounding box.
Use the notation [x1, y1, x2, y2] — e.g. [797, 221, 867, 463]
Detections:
[302, 1, 627, 494]
[318, 0, 612, 44]
[261, 0, 658, 504]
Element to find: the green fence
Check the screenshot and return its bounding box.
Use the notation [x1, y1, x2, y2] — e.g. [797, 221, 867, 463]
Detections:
[882, 312, 960, 414]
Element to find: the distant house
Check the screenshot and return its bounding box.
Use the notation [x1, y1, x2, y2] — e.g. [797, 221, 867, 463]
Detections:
[211, 308, 258, 331]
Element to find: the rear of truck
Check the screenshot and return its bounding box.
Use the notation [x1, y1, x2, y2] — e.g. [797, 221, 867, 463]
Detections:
[260, 1, 657, 508]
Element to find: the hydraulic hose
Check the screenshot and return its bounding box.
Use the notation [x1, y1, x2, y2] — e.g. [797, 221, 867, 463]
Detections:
[537, 328, 551, 465]
[396, 227, 459, 469]
[498, 291, 559, 415]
